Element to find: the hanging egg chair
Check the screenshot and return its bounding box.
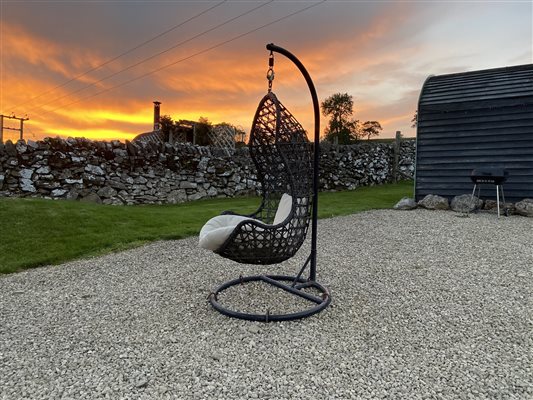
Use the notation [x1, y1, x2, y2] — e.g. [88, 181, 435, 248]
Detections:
[199, 44, 331, 322]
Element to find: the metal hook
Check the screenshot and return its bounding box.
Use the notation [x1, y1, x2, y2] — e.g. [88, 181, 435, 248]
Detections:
[267, 50, 275, 92]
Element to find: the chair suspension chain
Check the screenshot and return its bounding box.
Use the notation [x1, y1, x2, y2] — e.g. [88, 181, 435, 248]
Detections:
[267, 50, 275, 92]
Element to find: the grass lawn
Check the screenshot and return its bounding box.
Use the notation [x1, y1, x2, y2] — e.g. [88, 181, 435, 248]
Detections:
[0, 180, 413, 274]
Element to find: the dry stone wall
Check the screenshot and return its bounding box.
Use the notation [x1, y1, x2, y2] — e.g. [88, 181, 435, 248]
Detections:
[0, 137, 415, 205]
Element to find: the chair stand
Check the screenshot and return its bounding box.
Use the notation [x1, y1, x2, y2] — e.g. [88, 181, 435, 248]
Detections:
[208, 274, 331, 322]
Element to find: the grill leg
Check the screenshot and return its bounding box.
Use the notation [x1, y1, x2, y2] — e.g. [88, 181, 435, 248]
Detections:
[470, 184, 477, 212]
[496, 185, 500, 218]
[500, 185, 507, 216]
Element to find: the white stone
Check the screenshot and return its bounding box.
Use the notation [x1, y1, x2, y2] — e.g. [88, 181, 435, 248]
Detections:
[19, 168, 34, 179]
[20, 178, 36, 192]
[51, 189, 68, 197]
[84, 164, 105, 176]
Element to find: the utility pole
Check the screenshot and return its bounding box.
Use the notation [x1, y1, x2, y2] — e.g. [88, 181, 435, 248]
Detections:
[0, 114, 29, 143]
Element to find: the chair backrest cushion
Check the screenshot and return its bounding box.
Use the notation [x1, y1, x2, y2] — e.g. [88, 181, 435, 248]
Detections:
[273, 193, 292, 225]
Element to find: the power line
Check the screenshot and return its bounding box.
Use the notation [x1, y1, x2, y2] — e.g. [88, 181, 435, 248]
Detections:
[43, 0, 326, 117]
[7, 0, 227, 112]
[25, 0, 274, 117]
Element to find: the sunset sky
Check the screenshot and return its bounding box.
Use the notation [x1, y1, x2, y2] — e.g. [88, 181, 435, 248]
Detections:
[1, 0, 532, 142]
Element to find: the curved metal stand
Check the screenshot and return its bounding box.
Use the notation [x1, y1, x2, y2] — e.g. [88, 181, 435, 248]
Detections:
[209, 43, 330, 322]
[209, 274, 331, 322]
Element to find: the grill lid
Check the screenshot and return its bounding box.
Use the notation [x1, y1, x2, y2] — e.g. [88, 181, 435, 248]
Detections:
[470, 168, 509, 184]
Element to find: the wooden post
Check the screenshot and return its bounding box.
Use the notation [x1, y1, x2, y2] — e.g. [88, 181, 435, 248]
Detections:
[393, 130, 401, 182]
[0, 115, 3, 144]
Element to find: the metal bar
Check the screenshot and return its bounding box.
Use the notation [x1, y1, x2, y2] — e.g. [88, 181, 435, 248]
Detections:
[266, 43, 320, 282]
[291, 254, 311, 287]
[260, 275, 323, 304]
[496, 185, 500, 218]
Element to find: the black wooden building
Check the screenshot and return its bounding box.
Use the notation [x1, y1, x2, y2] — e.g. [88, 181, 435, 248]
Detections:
[415, 64, 533, 202]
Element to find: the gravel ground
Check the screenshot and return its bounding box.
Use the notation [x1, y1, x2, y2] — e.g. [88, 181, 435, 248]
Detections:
[1, 209, 531, 399]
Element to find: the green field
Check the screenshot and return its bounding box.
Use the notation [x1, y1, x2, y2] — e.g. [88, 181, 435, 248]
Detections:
[0, 181, 413, 274]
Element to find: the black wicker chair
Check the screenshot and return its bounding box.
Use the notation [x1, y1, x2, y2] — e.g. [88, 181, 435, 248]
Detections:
[214, 92, 313, 265]
[200, 44, 330, 322]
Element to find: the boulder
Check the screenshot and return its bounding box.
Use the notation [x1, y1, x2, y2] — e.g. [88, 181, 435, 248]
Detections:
[393, 197, 417, 210]
[451, 194, 482, 213]
[80, 192, 102, 204]
[97, 186, 118, 199]
[515, 199, 533, 217]
[418, 194, 449, 210]
[484, 200, 515, 214]
[167, 189, 187, 204]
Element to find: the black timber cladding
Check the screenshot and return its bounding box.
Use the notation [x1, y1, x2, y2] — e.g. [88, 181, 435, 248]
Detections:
[415, 64, 533, 202]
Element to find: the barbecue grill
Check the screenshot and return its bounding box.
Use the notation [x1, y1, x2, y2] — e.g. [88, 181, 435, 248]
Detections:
[470, 168, 509, 217]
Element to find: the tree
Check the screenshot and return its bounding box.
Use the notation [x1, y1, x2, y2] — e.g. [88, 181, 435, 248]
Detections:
[411, 110, 418, 128]
[159, 115, 174, 142]
[361, 120, 383, 140]
[321, 93, 359, 144]
[194, 116, 212, 146]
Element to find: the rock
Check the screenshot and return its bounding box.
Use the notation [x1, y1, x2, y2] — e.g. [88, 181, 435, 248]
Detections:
[134, 176, 148, 185]
[180, 181, 197, 189]
[450, 194, 482, 213]
[188, 192, 205, 201]
[27, 140, 39, 149]
[36, 166, 51, 174]
[108, 180, 126, 190]
[135, 377, 149, 389]
[4, 140, 16, 157]
[418, 194, 449, 210]
[65, 178, 83, 185]
[167, 190, 187, 204]
[51, 188, 68, 197]
[0, 174, 4, 189]
[515, 198, 533, 217]
[483, 200, 515, 214]
[84, 164, 105, 176]
[71, 156, 85, 164]
[19, 168, 34, 179]
[248, 325, 260, 334]
[97, 186, 117, 198]
[19, 178, 36, 192]
[16, 140, 27, 153]
[66, 189, 79, 200]
[207, 187, 218, 197]
[80, 192, 102, 204]
[393, 197, 417, 210]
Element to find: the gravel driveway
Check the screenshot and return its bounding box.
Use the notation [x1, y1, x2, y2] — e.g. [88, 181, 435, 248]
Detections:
[1, 209, 531, 399]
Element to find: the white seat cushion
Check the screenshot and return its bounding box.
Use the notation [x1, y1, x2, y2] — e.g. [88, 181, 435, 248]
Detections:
[199, 215, 255, 251]
[199, 194, 293, 252]
[274, 193, 293, 224]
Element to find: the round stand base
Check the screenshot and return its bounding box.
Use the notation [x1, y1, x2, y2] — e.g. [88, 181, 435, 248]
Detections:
[208, 274, 331, 322]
